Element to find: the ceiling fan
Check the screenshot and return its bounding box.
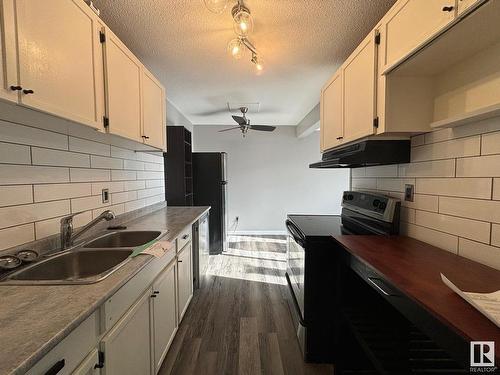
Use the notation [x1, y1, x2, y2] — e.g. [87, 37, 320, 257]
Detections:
[218, 107, 276, 136]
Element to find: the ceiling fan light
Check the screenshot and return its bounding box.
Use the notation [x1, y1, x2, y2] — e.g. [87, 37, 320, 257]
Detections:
[203, 0, 228, 14]
[227, 38, 244, 59]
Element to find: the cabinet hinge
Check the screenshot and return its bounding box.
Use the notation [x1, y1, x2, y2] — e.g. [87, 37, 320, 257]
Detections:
[373, 117, 379, 128]
[99, 31, 106, 44]
[374, 31, 381, 45]
[94, 350, 105, 369]
[103, 116, 109, 128]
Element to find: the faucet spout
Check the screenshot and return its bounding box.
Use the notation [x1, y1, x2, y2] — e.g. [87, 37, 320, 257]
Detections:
[60, 210, 115, 250]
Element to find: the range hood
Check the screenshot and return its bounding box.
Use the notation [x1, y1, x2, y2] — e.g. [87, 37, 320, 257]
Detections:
[309, 140, 411, 169]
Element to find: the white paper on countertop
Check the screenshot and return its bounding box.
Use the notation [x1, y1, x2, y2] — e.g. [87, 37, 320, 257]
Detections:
[441, 273, 500, 328]
[142, 240, 174, 258]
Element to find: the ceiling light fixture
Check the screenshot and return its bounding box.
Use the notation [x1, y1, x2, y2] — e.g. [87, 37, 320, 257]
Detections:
[205, 0, 265, 72]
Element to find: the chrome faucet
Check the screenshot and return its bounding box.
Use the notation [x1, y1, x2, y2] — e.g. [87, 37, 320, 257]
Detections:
[60, 210, 115, 250]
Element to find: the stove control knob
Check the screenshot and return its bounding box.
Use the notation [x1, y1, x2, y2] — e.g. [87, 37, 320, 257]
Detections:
[343, 194, 348, 201]
[347, 194, 354, 201]
[379, 202, 387, 210]
[373, 199, 380, 208]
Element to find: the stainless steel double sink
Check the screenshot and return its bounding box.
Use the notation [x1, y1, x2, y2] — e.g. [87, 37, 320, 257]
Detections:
[1, 230, 166, 285]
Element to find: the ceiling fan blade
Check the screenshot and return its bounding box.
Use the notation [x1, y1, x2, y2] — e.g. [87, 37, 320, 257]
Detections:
[218, 126, 242, 133]
[232, 115, 247, 125]
[249, 125, 276, 132]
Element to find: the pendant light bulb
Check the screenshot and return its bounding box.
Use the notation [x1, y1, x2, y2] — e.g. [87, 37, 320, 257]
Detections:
[252, 54, 264, 73]
[203, 0, 228, 14]
[227, 38, 244, 60]
[232, 5, 253, 36]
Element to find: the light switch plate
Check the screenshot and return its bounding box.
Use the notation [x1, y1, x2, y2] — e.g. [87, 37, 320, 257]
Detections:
[405, 184, 414, 202]
[102, 188, 109, 204]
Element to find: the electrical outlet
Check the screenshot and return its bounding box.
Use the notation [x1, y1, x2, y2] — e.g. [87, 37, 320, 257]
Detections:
[404, 184, 414, 202]
[102, 188, 109, 203]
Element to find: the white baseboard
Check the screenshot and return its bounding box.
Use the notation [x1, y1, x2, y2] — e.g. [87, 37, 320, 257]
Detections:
[230, 230, 288, 236]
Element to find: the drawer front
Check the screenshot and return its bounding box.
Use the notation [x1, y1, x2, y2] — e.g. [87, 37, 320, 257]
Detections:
[101, 250, 176, 332]
[177, 226, 192, 251]
[26, 312, 99, 375]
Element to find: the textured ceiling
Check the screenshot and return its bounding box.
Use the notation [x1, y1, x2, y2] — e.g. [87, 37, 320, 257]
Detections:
[93, 0, 395, 126]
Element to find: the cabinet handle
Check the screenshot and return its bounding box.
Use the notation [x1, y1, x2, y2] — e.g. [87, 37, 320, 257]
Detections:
[336, 136, 344, 140]
[10, 85, 22, 91]
[23, 89, 34, 94]
[178, 260, 183, 263]
[151, 294, 157, 298]
[44, 359, 65, 375]
[153, 290, 160, 294]
[142, 135, 150, 139]
[442, 5, 454, 11]
[182, 234, 189, 240]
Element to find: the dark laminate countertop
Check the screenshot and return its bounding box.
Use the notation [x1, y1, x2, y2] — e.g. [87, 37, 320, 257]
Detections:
[0, 206, 209, 375]
[332, 235, 500, 360]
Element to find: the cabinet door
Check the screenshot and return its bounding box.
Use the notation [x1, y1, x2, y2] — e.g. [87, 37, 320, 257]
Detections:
[101, 289, 152, 375]
[103, 29, 142, 143]
[152, 262, 177, 373]
[343, 32, 377, 143]
[0, 0, 18, 103]
[177, 242, 192, 322]
[457, 0, 483, 15]
[382, 0, 456, 71]
[320, 70, 343, 151]
[14, 0, 104, 129]
[73, 349, 100, 375]
[142, 68, 166, 150]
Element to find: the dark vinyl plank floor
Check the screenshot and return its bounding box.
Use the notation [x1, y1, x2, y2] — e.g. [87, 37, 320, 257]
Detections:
[159, 235, 334, 375]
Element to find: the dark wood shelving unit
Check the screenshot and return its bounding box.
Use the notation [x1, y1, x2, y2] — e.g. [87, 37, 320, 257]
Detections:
[164, 126, 193, 206]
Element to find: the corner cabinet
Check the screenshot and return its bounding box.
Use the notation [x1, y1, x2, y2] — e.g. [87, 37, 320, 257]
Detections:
[320, 71, 343, 151]
[142, 69, 166, 150]
[100, 287, 153, 375]
[103, 28, 143, 143]
[14, 0, 105, 129]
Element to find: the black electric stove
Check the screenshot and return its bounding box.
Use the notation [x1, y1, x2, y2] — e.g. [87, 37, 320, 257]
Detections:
[285, 191, 401, 363]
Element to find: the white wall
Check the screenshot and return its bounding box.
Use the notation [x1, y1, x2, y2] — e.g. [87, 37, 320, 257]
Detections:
[193, 126, 350, 234]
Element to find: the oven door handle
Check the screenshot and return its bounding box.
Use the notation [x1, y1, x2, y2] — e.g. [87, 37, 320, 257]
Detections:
[286, 219, 305, 246]
[285, 272, 306, 326]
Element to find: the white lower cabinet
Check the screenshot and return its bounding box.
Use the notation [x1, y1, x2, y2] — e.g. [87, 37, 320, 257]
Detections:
[177, 242, 193, 322]
[100, 288, 153, 375]
[152, 262, 178, 373]
[72, 349, 100, 375]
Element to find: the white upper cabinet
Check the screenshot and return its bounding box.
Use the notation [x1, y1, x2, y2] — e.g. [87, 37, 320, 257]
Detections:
[14, 0, 104, 129]
[103, 28, 143, 143]
[381, 0, 456, 72]
[342, 31, 378, 143]
[142, 68, 166, 150]
[320, 70, 343, 151]
[0, 0, 18, 103]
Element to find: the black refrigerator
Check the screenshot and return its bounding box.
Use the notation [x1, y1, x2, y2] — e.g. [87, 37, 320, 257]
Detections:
[193, 152, 227, 255]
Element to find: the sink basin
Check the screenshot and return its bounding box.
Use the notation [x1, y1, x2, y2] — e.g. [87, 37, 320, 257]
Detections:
[4, 249, 133, 284]
[84, 231, 162, 248]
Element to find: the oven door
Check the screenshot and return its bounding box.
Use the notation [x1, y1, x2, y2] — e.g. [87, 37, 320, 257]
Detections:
[285, 219, 307, 354]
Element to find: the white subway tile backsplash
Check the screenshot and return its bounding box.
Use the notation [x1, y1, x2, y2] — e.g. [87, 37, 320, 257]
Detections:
[137, 187, 164, 199]
[416, 178, 492, 199]
[70, 168, 111, 183]
[400, 207, 415, 223]
[111, 191, 138, 205]
[124, 159, 144, 170]
[459, 238, 500, 270]
[481, 131, 500, 155]
[144, 162, 163, 172]
[365, 165, 398, 178]
[35, 211, 92, 239]
[93, 203, 125, 219]
[146, 194, 164, 206]
[90, 155, 123, 170]
[124, 198, 146, 212]
[32, 147, 90, 168]
[69, 137, 110, 156]
[401, 194, 439, 212]
[376, 178, 415, 193]
[456, 155, 500, 177]
[494, 179, 500, 200]
[145, 180, 164, 188]
[411, 135, 425, 147]
[415, 210, 490, 243]
[137, 171, 163, 180]
[138, 153, 163, 164]
[0, 200, 70, 229]
[351, 178, 377, 190]
[34, 183, 92, 202]
[398, 159, 455, 177]
[111, 170, 136, 181]
[351, 168, 366, 178]
[124, 180, 146, 191]
[424, 117, 500, 144]
[71, 195, 110, 213]
[0, 224, 35, 251]
[439, 197, 500, 223]
[0, 120, 68, 150]
[0, 142, 31, 164]
[492, 224, 500, 248]
[411, 136, 480, 162]
[0, 165, 69, 185]
[110, 146, 137, 160]
[401, 222, 458, 254]
[0, 186, 33, 207]
[91, 181, 125, 195]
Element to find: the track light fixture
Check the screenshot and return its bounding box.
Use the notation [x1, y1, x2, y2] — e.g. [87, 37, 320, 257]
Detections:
[204, 0, 264, 72]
